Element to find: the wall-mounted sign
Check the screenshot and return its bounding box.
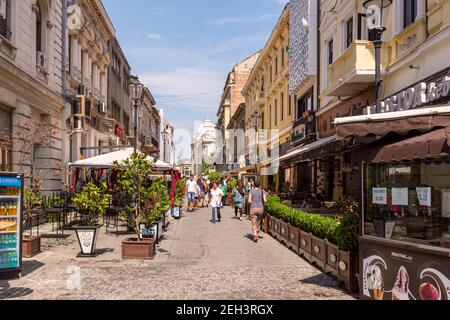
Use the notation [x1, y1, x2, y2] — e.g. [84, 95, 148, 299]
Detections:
[365, 70, 450, 114]
[115, 124, 125, 140]
[392, 188, 408, 206]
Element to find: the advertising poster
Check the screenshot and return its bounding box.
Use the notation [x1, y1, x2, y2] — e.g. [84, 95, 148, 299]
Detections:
[417, 187, 432, 207]
[441, 190, 450, 218]
[373, 188, 387, 205]
[360, 238, 450, 300]
[392, 188, 408, 206]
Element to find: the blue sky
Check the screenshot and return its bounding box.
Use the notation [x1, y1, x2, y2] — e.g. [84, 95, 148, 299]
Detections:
[103, 0, 288, 133]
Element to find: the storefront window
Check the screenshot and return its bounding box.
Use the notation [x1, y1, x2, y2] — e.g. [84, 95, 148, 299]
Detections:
[363, 160, 450, 250]
[0, 108, 12, 171]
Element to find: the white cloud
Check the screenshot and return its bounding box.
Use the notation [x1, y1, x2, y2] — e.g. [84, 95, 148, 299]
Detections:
[205, 14, 278, 26]
[139, 68, 224, 112]
[147, 33, 163, 40]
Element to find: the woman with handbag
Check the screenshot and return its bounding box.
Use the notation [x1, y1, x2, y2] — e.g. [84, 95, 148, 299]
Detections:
[231, 180, 247, 221]
[247, 180, 267, 242]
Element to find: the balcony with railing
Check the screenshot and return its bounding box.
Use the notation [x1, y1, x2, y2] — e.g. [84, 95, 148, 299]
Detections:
[322, 40, 389, 97]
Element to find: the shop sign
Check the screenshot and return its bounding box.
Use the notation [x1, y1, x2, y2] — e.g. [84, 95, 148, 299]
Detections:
[372, 188, 387, 205]
[365, 70, 450, 114]
[361, 239, 450, 300]
[392, 188, 408, 206]
[115, 124, 125, 140]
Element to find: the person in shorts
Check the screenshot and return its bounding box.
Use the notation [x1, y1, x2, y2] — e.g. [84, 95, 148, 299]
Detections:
[186, 175, 197, 212]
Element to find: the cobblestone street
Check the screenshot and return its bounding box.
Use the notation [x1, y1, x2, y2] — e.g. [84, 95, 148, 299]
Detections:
[0, 206, 355, 300]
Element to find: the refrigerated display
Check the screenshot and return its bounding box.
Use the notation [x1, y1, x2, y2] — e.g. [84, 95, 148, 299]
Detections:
[0, 173, 23, 279]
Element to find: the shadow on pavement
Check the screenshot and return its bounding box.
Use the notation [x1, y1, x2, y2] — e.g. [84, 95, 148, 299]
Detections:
[0, 287, 34, 300]
[299, 273, 342, 289]
[22, 260, 45, 277]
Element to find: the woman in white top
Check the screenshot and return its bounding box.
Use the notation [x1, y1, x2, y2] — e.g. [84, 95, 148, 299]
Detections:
[210, 181, 224, 224]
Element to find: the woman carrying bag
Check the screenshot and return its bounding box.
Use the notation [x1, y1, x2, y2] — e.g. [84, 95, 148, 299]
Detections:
[231, 180, 247, 221]
[247, 180, 267, 242]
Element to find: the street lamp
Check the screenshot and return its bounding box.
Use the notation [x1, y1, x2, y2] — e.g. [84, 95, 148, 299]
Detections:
[130, 81, 144, 154]
[363, 0, 392, 114]
[252, 111, 261, 164]
[161, 129, 168, 163]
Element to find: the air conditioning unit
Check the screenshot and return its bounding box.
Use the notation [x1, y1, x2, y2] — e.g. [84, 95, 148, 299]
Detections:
[36, 51, 47, 69]
[73, 116, 85, 131]
[100, 102, 107, 114]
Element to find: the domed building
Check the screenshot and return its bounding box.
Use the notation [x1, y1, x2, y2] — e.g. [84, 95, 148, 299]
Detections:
[191, 116, 218, 176]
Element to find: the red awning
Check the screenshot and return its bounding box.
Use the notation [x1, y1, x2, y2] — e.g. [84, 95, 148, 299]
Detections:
[371, 126, 450, 163]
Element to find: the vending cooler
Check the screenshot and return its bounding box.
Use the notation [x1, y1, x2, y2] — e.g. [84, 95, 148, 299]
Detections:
[0, 173, 23, 279]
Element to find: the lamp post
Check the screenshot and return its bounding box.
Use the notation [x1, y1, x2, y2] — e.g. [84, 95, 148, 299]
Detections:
[363, 0, 392, 114]
[252, 111, 261, 165]
[130, 81, 144, 154]
[161, 130, 168, 163]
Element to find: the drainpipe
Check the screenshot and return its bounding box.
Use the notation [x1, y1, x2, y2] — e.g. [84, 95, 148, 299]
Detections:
[62, 0, 67, 97]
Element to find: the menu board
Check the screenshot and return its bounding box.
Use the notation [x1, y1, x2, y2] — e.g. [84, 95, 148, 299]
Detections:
[360, 238, 450, 300]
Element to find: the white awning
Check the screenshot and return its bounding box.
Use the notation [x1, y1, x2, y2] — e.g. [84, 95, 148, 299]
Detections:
[68, 148, 172, 171]
[278, 135, 337, 162]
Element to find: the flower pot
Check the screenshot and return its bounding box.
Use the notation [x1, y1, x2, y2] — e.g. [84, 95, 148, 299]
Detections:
[299, 230, 311, 262]
[310, 234, 326, 270]
[272, 217, 281, 240]
[121, 237, 156, 260]
[22, 235, 41, 258]
[279, 220, 289, 244]
[73, 224, 101, 257]
[287, 224, 299, 254]
[172, 206, 181, 219]
[262, 215, 270, 234]
[325, 240, 339, 277]
[338, 250, 359, 293]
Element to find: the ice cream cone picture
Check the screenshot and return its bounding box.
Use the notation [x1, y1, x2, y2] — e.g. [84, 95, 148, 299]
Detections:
[392, 266, 410, 300]
[371, 265, 385, 300]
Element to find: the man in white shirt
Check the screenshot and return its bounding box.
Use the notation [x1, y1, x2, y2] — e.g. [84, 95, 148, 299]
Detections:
[210, 181, 224, 223]
[186, 175, 197, 212]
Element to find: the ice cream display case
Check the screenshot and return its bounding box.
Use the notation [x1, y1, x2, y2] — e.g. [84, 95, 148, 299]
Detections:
[0, 173, 24, 279]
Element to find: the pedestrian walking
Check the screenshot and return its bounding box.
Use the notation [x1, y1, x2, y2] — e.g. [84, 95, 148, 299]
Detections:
[220, 179, 228, 207]
[210, 181, 223, 224]
[186, 175, 197, 212]
[197, 178, 206, 207]
[232, 180, 246, 221]
[203, 178, 210, 208]
[247, 180, 267, 242]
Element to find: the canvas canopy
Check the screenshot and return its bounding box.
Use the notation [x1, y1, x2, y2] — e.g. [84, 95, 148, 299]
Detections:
[68, 148, 172, 171]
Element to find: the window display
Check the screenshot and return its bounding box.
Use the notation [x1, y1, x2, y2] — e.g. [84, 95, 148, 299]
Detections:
[363, 161, 450, 249]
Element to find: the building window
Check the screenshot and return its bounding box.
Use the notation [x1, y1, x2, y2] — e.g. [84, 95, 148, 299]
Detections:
[346, 17, 353, 49]
[281, 92, 284, 121]
[275, 57, 278, 75]
[281, 47, 285, 67]
[297, 91, 313, 120]
[0, 108, 12, 171]
[0, 0, 12, 40]
[289, 95, 292, 116]
[260, 76, 265, 94]
[270, 65, 273, 83]
[328, 39, 334, 65]
[404, 0, 417, 28]
[35, 3, 42, 53]
[261, 112, 265, 130]
[274, 99, 278, 125]
[269, 105, 272, 129]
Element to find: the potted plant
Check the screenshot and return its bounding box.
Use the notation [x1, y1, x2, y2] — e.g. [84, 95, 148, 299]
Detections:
[22, 188, 43, 258]
[334, 204, 360, 293]
[172, 178, 185, 219]
[72, 182, 110, 257]
[227, 177, 238, 206]
[147, 178, 171, 243]
[114, 153, 159, 260]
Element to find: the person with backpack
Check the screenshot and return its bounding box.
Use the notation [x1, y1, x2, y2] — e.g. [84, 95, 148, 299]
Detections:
[247, 180, 267, 243]
[232, 180, 247, 221]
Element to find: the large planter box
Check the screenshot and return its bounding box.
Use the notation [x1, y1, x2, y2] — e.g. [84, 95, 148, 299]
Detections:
[268, 215, 275, 235]
[272, 217, 281, 240]
[286, 224, 299, 254]
[122, 238, 156, 260]
[279, 220, 289, 244]
[262, 215, 270, 234]
[338, 250, 359, 293]
[299, 230, 311, 262]
[310, 234, 327, 270]
[22, 235, 41, 258]
[325, 241, 339, 277]
[73, 224, 101, 257]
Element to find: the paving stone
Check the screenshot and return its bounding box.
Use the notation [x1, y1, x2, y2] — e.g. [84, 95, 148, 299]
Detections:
[0, 206, 356, 300]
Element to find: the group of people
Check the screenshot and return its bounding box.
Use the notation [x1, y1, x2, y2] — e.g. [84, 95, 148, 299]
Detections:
[186, 175, 267, 243]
